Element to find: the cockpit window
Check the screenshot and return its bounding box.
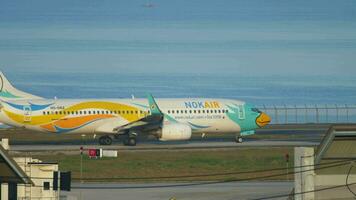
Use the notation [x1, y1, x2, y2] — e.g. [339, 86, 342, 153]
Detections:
[251, 108, 262, 113]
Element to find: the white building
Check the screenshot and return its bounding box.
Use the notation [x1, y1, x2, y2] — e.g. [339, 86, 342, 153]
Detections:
[0, 139, 62, 200]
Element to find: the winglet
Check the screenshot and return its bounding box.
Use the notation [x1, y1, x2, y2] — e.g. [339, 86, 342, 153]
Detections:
[147, 94, 162, 115]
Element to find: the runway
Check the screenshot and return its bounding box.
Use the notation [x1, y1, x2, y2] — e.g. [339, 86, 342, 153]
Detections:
[64, 181, 293, 200]
[10, 139, 318, 152]
[4, 124, 325, 152]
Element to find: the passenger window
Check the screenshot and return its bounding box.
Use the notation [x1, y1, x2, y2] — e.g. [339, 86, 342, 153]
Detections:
[193, 110, 196, 114]
[43, 111, 46, 115]
[189, 110, 192, 114]
[198, 110, 201, 114]
[135, 111, 138, 114]
[185, 110, 187, 114]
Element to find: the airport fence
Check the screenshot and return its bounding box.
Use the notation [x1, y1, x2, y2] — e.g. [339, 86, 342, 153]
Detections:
[258, 104, 356, 124]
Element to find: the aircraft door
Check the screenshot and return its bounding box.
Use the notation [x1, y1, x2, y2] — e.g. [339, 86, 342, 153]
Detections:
[237, 105, 245, 120]
[23, 105, 32, 122]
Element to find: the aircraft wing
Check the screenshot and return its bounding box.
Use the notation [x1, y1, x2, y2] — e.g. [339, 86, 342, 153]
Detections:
[113, 94, 163, 134]
[113, 114, 163, 134]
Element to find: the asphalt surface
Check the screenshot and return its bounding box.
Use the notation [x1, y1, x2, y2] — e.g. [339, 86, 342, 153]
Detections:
[63, 181, 294, 200]
[6, 124, 326, 151]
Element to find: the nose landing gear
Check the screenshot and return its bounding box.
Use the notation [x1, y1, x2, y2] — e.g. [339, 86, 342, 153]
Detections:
[235, 136, 243, 143]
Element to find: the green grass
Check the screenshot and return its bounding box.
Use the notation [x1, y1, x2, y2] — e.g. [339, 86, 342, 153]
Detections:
[33, 148, 294, 182]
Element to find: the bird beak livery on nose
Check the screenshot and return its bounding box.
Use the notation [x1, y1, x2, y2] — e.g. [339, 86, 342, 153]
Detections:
[256, 112, 271, 127]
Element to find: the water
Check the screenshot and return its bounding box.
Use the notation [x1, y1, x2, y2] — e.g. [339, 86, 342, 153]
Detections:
[1, 0, 356, 113]
[7, 71, 356, 106]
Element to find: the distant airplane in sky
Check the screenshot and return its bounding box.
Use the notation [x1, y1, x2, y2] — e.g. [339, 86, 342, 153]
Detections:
[0, 72, 270, 146]
[143, 3, 155, 8]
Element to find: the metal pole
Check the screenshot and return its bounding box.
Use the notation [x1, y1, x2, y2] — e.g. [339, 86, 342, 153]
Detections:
[315, 104, 319, 124]
[335, 104, 339, 122]
[325, 104, 328, 123]
[295, 105, 298, 123]
[80, 154, 83, 183]
[305, 104, 308, 123]
[80, 147, 83, 183]
[284, 104, 288, 124]
[345, 104, 349, 123]
[274, 105, 278, 124]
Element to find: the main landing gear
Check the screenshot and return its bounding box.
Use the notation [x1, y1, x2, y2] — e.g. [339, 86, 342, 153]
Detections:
[98, 135, 113, 145]
[98, 134, 137, 146]
[123, 136, 137, 146]
[123, 132, 138, 146]
[98, 132, 138, 146]
[235, 135, 243, 143]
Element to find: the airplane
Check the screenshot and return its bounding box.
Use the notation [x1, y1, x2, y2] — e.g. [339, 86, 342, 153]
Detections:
[0, 72, 271, 146]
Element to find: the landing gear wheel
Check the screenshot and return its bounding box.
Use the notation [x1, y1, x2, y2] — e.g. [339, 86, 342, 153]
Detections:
[99, 136, 112, 145]
[128, 137, 137, 146]
[235, 136, 243, 143]
[123, 137, 137, 146]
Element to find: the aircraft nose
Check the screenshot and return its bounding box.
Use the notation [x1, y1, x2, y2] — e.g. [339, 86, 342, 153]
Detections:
[256, 112, 271, 127]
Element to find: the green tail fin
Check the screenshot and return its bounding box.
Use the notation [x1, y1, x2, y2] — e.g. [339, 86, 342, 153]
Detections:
[147, 94, 162, 115]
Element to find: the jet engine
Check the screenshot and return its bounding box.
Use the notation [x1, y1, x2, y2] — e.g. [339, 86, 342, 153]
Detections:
[159, 123, 192, 141]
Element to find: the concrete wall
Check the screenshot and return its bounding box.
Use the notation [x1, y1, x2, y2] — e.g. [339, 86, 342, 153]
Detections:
[294, 147, 315, 200]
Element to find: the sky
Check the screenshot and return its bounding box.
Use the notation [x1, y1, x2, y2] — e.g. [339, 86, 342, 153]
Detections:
[0, 0, 356, 76]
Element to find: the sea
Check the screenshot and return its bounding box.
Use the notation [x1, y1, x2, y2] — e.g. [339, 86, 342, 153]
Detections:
[7, 71, 356, 106]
